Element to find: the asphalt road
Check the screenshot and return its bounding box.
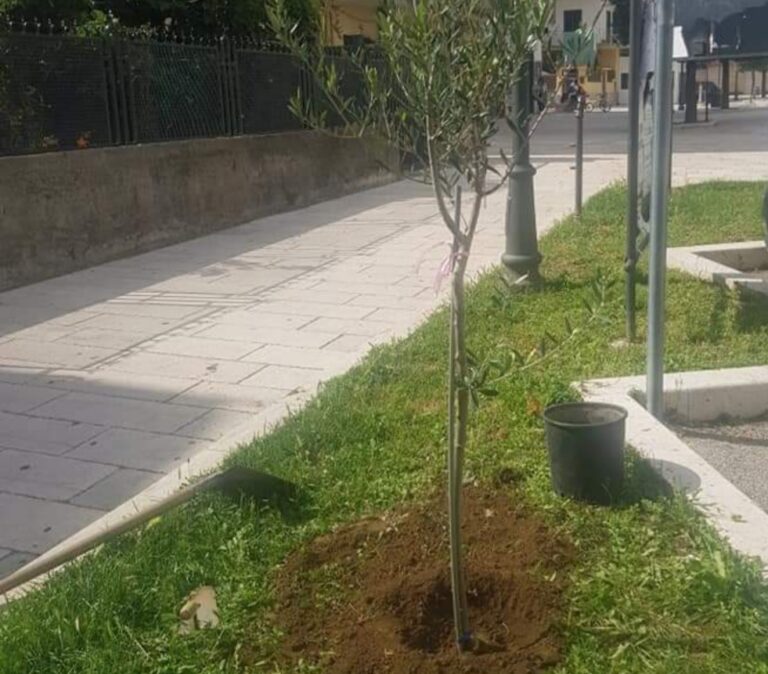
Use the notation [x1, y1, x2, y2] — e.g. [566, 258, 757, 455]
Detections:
[675, 419, 768, 513]
[495, 105, 768, 157]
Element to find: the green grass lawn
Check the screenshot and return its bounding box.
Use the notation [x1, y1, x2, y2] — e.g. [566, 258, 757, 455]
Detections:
[2, 181, 768, 674]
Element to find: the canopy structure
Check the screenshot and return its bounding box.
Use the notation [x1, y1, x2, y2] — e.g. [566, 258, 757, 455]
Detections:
[676, 0, 768, 58]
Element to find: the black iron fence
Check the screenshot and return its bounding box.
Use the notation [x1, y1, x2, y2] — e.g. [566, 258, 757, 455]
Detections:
[0, 29, 363, 156]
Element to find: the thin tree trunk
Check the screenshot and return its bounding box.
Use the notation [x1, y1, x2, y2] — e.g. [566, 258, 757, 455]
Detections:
[446, 182, 483, 653]
[448, 251, 470, 651]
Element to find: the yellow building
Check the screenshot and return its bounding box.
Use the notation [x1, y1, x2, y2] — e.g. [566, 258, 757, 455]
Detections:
[323, 0, 629, 108]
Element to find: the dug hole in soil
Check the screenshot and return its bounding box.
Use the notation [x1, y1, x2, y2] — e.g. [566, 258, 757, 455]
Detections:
[269, 487, 574, 673]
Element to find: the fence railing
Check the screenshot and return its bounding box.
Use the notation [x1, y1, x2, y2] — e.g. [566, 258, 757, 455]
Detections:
[0, 29, 359, 156]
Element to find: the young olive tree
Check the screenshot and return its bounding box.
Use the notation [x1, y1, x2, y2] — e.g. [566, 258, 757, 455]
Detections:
[271, 0, 552, 652]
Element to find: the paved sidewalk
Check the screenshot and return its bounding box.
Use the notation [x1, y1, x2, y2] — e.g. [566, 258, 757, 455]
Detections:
[0, 145, 766, 576]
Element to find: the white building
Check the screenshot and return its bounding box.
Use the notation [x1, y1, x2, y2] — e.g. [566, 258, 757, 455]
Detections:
[550, 0, 629, 106]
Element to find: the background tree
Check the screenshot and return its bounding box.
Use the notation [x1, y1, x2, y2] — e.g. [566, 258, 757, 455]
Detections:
[0, 0, 314, 36]
[271, 0, 553, 652]
[739, 57, 768, 99]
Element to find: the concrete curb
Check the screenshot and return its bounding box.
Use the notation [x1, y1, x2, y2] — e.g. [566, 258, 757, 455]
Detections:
[580, 367, 768, 572]
[668, 240, 768, 297]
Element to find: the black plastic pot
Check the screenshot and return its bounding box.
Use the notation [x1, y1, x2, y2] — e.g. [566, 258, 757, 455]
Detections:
[543, 402, 627, 505]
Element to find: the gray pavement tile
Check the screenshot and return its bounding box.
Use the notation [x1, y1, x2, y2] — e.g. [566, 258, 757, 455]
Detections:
[0, 551, 35, 578]
[145, 335, 261, 360]
[0, 411, 104, 456]
[66, 428, 212, 472]
[0, 381, 65, 413]
[95, 302, 205, 320]
[31, 370, 196, 403]
[73, 313, 185, 336]
[56, 327, 151, 351]
[170, 382, 283, 413]
[176, 408, 258, 441]
[322, 334, 375, 353]
[69, 468, 161, 510]
[31, 392, 207, 434]
[242, 345, 357, 370]
[300, 317, 394, 337]
[0, 365, 47, 385]
[255, 300, 373, 320]
[0, 492, 102, 554]
[103, 352, 263, 384]
[0, 340, 115, 368]
[207, 309, 314, 330]
[0, 449, 115, 501]
[240, 365, 323, 391]
[193, 324, 334, 348]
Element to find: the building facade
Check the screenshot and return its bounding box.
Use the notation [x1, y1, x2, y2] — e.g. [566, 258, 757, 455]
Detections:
[549, 0, 628, 106]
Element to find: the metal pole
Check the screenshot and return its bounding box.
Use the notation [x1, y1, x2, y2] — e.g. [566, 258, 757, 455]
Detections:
[646, 0, 675, 419]
[502, 58, 541, 283]
[705, 65, 710, 122]
[625, 0, 642, 342]
[721, 59, 730, 109]
[684, 60, 698, 123]
[575, 95, 584, 216]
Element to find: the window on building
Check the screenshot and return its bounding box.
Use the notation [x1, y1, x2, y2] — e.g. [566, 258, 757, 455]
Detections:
[621, 73, 629, 90]
[605, 10, 613, 42]
[563, 9, 582, 33]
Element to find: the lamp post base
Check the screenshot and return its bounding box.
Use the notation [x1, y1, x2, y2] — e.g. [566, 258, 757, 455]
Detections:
[502, 162, 541, 284]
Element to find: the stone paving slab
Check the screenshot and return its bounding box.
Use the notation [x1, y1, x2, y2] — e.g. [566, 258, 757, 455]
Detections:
[0, 552, 35, 578]
[69, 468, 162, 510]
[0, 111, 766, 569]
[66, 429, 212, 472]
[0, 449, 115, 501]
[0, 493, 101, 554]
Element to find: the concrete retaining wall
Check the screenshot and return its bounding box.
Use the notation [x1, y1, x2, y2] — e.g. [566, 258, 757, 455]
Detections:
[0, 132, 396, 290]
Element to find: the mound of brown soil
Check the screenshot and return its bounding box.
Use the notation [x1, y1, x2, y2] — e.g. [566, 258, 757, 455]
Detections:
[271, 488, 573, 673]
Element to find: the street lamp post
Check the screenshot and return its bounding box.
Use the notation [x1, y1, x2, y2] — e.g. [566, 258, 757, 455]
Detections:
[502, 57, 541, 283]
